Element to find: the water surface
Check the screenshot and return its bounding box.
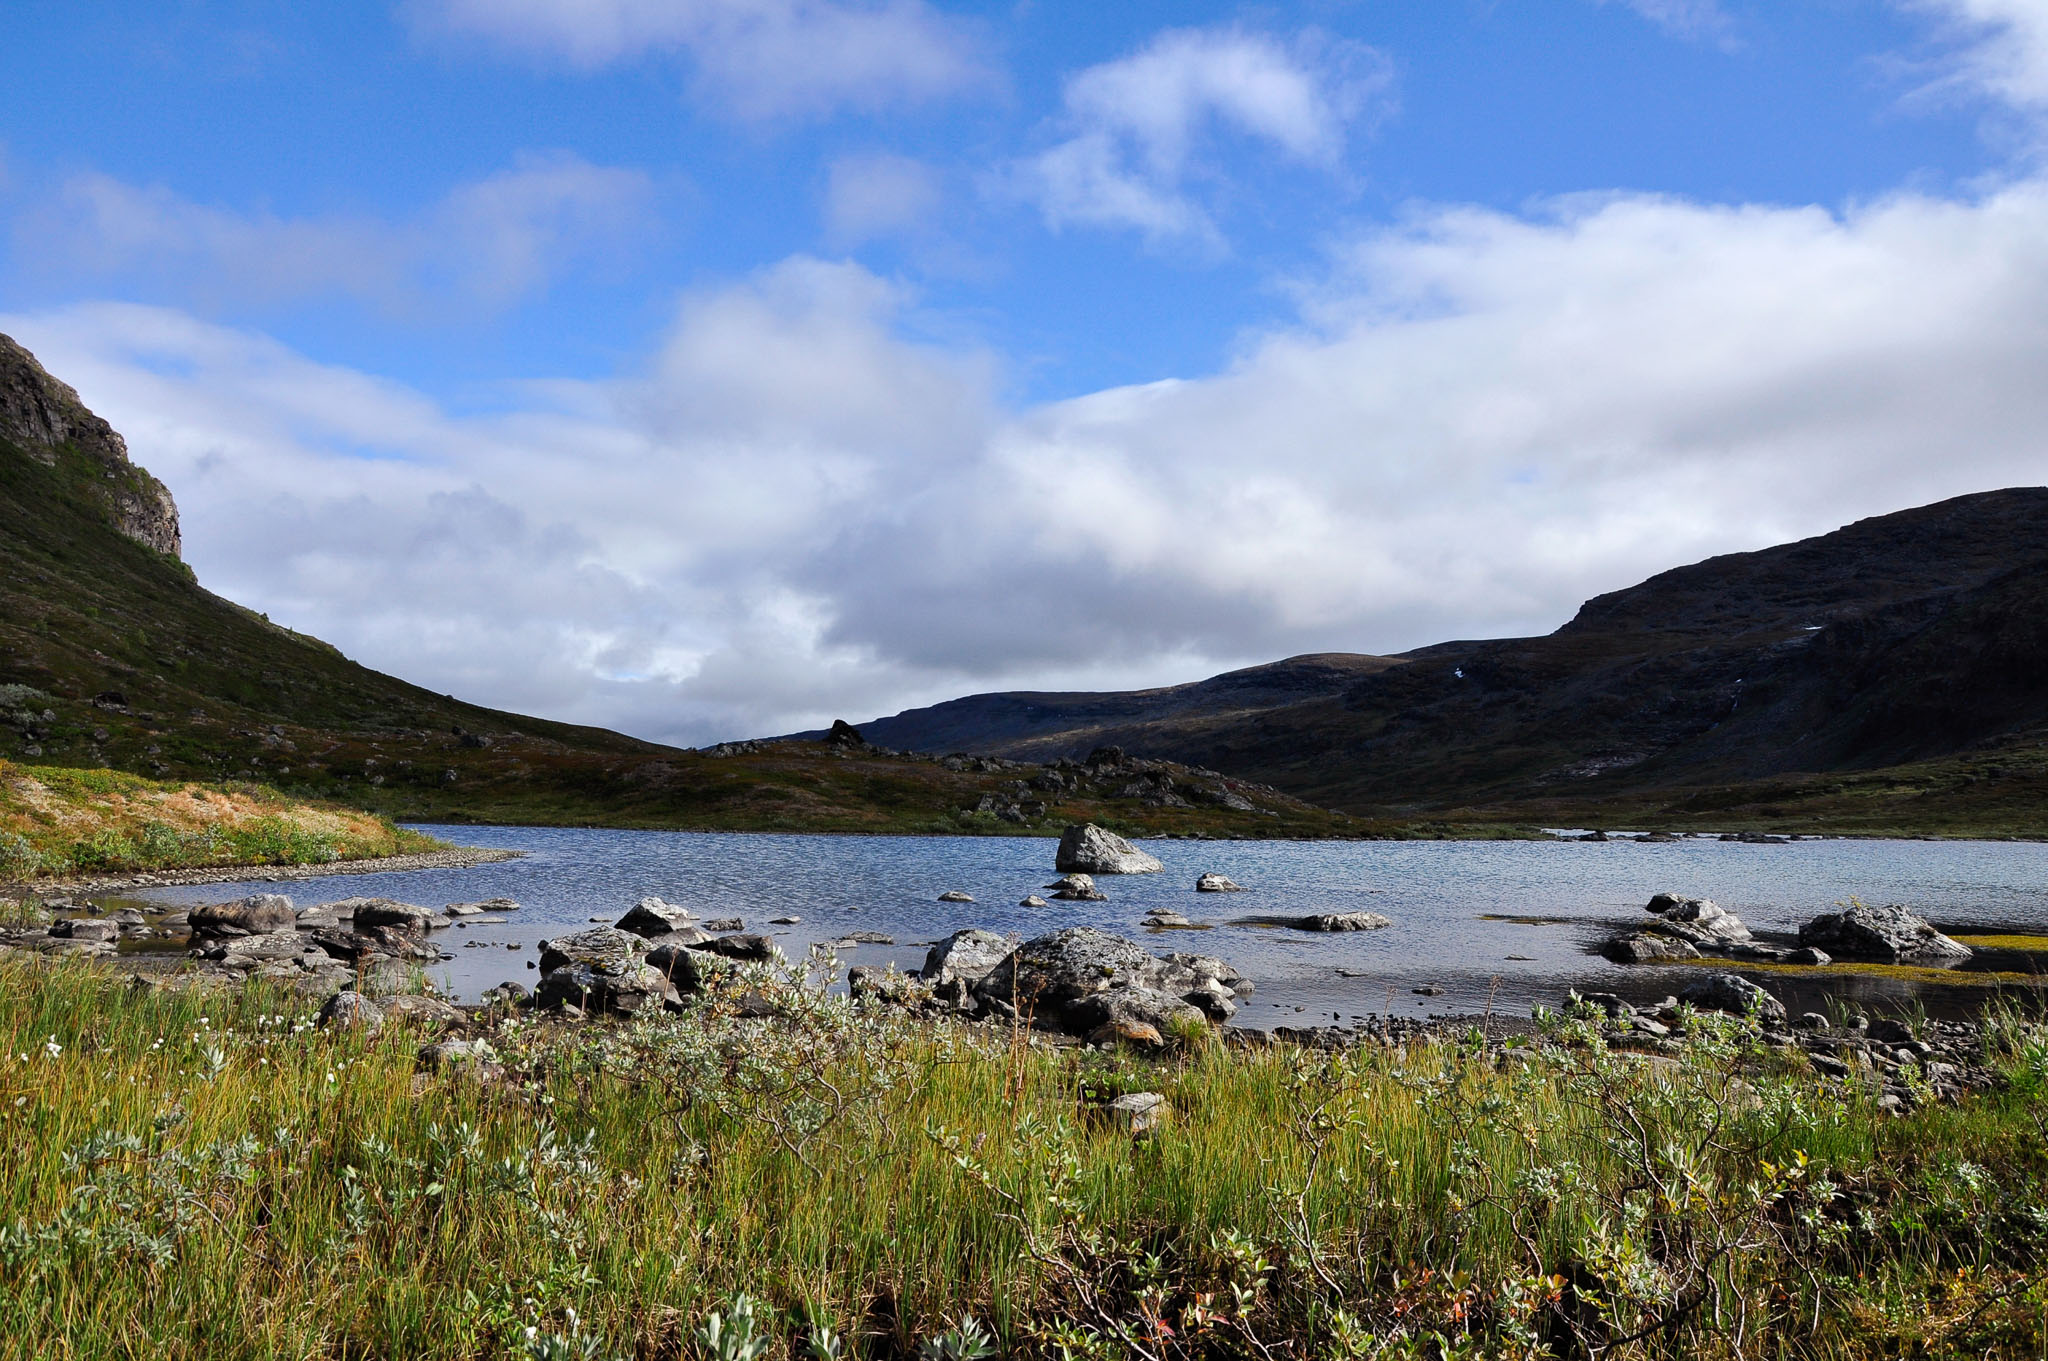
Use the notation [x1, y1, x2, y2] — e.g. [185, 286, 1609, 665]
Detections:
[119, 827, 2048, 1022]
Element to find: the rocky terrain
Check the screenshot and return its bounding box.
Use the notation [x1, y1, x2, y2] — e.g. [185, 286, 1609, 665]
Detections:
[836, 490, 2048, 834]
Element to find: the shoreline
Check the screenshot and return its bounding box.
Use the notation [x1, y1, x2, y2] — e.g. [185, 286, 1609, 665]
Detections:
[20, 845, 524, 896]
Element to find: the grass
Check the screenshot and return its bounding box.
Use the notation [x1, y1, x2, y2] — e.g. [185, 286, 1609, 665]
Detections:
[0, 757, 442, 883]
[1954, 934, 2048, 951]
[5, 955, 2048, 1359]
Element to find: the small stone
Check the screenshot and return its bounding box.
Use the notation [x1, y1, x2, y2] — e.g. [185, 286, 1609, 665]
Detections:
[318, 991, 384, 1034]
[1020, 895, 1048, 907]
[1104, 1091, 1170, 1137]
[1195, 873, 1244, 892]
[769, 915, 802, 924]
[937, 891, 974, 903]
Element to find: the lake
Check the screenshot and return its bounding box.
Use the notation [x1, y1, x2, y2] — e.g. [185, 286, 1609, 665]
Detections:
[119, 826, 2048, 1022]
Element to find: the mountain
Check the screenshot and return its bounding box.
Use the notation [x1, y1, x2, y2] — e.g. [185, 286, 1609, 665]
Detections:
[839, 491, 2048, 833]
[0, 335, 1358, 839]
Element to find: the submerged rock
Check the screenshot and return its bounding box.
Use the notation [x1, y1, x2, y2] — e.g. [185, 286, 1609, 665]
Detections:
[1055, 823, 1164, 875]
[1045, 873, 1107, 901]
[937, 891, 974, 903]
[1195, 873, 1244, 892]
[1294, 912, 1392, 932]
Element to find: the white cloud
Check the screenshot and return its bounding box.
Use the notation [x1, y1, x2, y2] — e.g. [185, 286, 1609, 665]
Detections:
[13, 172, 2048, 746]
[824, 152, 943, 246]
[1908, 0, 2048, 110]
[14, 152, 651, 314]
[1007, 27, 1389, 246]
[406, 0, 986, 120]
[1593, 0, 1735, 43]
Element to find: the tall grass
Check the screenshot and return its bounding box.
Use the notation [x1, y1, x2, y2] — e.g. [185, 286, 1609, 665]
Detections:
[3, 954, 2048, 1359]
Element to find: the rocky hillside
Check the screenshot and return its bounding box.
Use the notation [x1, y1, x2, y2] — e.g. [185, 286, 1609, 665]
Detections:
[841, 490, 2048, 832]
[0, 334, 1365, 839]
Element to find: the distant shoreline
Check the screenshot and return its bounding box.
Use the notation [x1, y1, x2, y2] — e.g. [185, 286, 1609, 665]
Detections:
[28, 845, 524, 896]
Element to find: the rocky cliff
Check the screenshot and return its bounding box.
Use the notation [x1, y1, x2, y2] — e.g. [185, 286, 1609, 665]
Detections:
[0, 334, 180, 557]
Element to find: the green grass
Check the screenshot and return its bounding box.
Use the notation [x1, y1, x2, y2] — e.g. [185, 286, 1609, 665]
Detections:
[0, 757, 442, 882]
[5, 956, 2048, 1359]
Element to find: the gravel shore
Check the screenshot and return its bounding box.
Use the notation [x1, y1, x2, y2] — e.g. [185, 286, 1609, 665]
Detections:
[34, 846, 524, 896]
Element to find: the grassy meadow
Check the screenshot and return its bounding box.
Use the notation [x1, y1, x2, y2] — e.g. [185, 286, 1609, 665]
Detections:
[4, 953, 2048, 1359]
[0, 757, 443, 882]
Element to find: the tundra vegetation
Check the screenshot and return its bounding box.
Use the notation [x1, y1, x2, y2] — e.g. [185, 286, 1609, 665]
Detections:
[0, 757, 439, 882]
[3, 948, 2048, 1360]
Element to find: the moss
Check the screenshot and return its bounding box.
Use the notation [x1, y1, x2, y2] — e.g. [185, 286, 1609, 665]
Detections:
[1667, 956, 2044, 987]
[1953, 934, 2048, 952]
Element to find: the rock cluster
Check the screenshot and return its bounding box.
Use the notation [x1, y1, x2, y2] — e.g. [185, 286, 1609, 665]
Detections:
[1600, 892, 1977, 968]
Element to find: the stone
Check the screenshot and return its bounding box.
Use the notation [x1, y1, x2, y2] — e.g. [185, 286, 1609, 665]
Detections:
[1066, 985, 1206, 1036]
[376, 994, 464, 1030]
[1642, 893, 1755, 948]
[1195, 873, 1244, 892]
[1055, 824, 1164, 875]
[1047, 872, 1107, 902]
[1293, 912, 1392, 932]
[1100, 1091, 1170, 1137]
[1794, 1011, 1831, 1031]
[189, 894, 297, 938]
[317, 990, 384, 1034]
[417, 1038, 499, 1074]
[449, 897, 519, 914]
[645, 942, 732, 994]
[1143, 909, 1192, 928]
[339, 898, 439, 938]
[696, 933, 781, 963]
[444, 902, 486, 917]
[51, 917, 120, 941]
[1798, 903, 1973, 966]
[937, 891, 974, 903]
[1677, 973, 1787, 1026]
[536, 960, 679, 1017]
[970, 928, 1246, 1039]
[1785, 947, 1832, 966]
[538, 926, 649, 975]
[921, 929, 1022, 1006]
[616, 897, 697, 937]
[703, 917, 744, 932]
[1019, 895, 1048, 908]
[848, 965, 924, 1006]
[769, 915, 801, 924]
[1603, 932, 1703, 964]
[1088, 1019, 1167, 1050]
[844, 931, 895, 944]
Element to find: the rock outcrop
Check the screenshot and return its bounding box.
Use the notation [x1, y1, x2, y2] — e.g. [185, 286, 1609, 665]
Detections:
[0, 332, 181, 556]
[1055, 824, 1164, 875]
[1294, 912, 1391, 932]
[189, 894, 297, 938]
[1798, 903, 1973, 967]
[969, 927, 1250, 1036]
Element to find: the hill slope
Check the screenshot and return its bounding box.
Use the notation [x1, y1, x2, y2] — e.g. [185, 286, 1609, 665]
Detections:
[843, 491, 2048, 832]
[0, 334, 1360, 839]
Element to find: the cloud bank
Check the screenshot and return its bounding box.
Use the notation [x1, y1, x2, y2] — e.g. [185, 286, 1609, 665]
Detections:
[13, 168, 2048, 746]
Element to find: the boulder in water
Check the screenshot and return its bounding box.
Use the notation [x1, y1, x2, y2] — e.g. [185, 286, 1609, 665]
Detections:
[1798, 903, 1972, 966]
[1055, 824, 1164, 875]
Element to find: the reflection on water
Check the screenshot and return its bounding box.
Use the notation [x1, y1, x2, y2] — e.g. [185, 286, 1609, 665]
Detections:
[110, 826, 2048, 1022]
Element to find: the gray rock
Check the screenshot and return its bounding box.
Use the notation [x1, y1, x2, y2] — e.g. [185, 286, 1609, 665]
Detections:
[538, 926, 650, 974]
[52, 917, 121, 941]
[616, 897, 696, 936]
[1066, 985, 1206, 1036]
[1785, 947, 1832, 966]
[1794, 1011, 1831, 1031]
[1195, 873, 1244, 892]
[696, 933, 780, 963]
[848, 966, 924, 1006]
[702, 917, 744, 932]
[535, 960, 679, 1016]
[1294, 912, 1392, 932]
[1603, 932, 1703, 964]
[339, 898, 439, 938]
[844, 930, 895, 944]
[970, 928, 1247, 1039]
[937, 891, 974, 903]
[769, 915, 801, 924]
[644, 942, 732, 994]
[1100, 1092, 1170, 1138]
[1019, 895, 1048, 908]
[417, 1038, 500, 1074]
[1143, 909, 1192, 928]
[1643, 893, 1754, 947]
[376, 994, 464, 1030]
[921, 929, 1022, 1006]
[1798, 903, 1972, 966]
[317, 991, 384, 1034]
[1055, 824, 1164, 875]
[189, 894, 297, 938]
[1677, 973, 1787, 1026]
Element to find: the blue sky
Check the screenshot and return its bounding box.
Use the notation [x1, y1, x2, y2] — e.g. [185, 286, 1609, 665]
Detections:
[3, 0, 2047, 744]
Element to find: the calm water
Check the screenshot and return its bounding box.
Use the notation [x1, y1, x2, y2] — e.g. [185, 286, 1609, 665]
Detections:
[115, 827, 2048, 1022]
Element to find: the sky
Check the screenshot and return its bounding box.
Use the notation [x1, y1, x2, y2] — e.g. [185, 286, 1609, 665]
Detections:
[2, 0, 2047, 746]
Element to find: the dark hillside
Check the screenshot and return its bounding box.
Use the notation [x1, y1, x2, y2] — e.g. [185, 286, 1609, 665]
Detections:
[841, 490, 2048, 831]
